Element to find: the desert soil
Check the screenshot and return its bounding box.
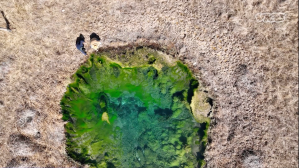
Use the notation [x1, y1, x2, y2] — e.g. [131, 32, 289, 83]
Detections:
[0, 0, 298, 167]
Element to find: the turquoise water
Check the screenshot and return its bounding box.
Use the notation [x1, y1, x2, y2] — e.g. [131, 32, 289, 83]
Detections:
[61, 48, 207, 168]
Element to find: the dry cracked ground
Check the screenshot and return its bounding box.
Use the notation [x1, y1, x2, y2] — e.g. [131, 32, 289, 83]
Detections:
[0, 0, 298, 167]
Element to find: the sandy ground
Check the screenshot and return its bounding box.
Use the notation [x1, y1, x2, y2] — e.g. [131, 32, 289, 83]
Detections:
[0, 0, 298, 167]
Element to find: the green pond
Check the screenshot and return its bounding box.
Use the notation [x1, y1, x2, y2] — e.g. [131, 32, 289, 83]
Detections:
[61, 47, 208, 168]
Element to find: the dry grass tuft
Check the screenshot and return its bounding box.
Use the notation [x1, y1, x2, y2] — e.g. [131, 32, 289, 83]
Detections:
[0, 0, 297, 167]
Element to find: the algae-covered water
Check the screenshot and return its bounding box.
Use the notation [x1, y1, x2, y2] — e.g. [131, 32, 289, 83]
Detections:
[61, 47, 208, 168]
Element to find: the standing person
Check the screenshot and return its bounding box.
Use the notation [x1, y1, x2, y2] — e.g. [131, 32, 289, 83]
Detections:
[76, 34, 87, 55]
[90, 33, 101, 51]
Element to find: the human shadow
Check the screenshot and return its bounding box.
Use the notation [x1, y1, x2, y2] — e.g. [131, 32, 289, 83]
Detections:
[76, 34, 87, 55]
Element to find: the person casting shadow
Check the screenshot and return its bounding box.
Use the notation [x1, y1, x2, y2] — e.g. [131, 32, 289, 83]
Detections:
[90, 33, 100, 41]
[90, 32, 101, 51]
[76, 34, 87, 55]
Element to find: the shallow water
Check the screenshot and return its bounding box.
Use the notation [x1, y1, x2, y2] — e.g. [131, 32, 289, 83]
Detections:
[61, 48, 207, 168]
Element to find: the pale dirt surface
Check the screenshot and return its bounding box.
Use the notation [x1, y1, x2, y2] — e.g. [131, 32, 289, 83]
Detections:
[0, 0, 298, 167]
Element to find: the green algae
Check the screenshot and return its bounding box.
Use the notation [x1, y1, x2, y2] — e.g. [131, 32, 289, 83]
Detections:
[61, 47, 209, 168]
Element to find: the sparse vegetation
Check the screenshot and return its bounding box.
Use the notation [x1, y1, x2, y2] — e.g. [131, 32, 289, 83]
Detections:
[0, 0, 297, 167]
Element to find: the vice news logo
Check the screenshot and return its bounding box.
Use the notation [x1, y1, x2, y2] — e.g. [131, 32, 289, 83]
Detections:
[255, 13, 286, 23]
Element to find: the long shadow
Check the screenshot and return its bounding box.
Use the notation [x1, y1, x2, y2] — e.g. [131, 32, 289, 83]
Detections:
[1, 11, 11, 31]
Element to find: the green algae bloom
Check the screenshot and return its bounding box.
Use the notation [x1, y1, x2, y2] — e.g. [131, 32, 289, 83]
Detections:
[61, 47, 208, 168]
